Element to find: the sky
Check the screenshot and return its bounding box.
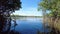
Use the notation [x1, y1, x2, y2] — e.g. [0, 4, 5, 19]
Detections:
[13, 0, 42, 16]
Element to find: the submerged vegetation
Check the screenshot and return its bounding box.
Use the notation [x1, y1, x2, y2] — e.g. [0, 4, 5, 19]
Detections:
[38, 0, 60, 34]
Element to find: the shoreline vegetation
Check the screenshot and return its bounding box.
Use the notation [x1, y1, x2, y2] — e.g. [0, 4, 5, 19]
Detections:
[11, 15, 43, 19]
[0, 0, 21, 34]
[38, 0, 60, 34]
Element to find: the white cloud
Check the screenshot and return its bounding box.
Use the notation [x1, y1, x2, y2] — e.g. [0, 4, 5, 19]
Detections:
[12, 7, 42, 16]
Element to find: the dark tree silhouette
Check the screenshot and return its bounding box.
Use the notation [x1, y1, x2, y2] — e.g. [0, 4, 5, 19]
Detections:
[0, 0, 21, 13]
[0, 0, 21, 34]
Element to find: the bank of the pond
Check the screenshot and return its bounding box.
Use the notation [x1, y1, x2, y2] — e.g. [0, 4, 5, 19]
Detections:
[44, 18, 60, 34]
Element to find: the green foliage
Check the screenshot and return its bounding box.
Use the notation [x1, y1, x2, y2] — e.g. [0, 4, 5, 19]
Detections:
[38, 0, 60, 17]
[0, 0, 21, 13]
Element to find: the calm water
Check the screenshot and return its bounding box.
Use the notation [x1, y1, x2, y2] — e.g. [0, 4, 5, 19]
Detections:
[11, 17, 50, 34]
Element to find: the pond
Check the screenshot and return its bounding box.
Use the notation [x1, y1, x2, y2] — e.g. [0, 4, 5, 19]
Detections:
[11, 17, 50, 34]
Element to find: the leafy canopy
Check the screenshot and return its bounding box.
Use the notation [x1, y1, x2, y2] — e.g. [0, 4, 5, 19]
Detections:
[38, 0, 60, 17]
[0, 0, 21, 13]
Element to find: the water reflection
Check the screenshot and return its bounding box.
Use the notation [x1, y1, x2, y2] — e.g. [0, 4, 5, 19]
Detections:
[0, 21, 20, 34]
[12, 17, 51, 34]
[0, 17, 59, 34]
[0, 16, 20, 34]
[0, 22, 20, 34]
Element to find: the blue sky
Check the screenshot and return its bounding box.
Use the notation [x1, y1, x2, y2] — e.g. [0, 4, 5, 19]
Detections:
[13, 0, 42, 16]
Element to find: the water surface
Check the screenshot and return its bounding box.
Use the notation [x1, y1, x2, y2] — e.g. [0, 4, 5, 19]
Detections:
[11, 17, 50, 34]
